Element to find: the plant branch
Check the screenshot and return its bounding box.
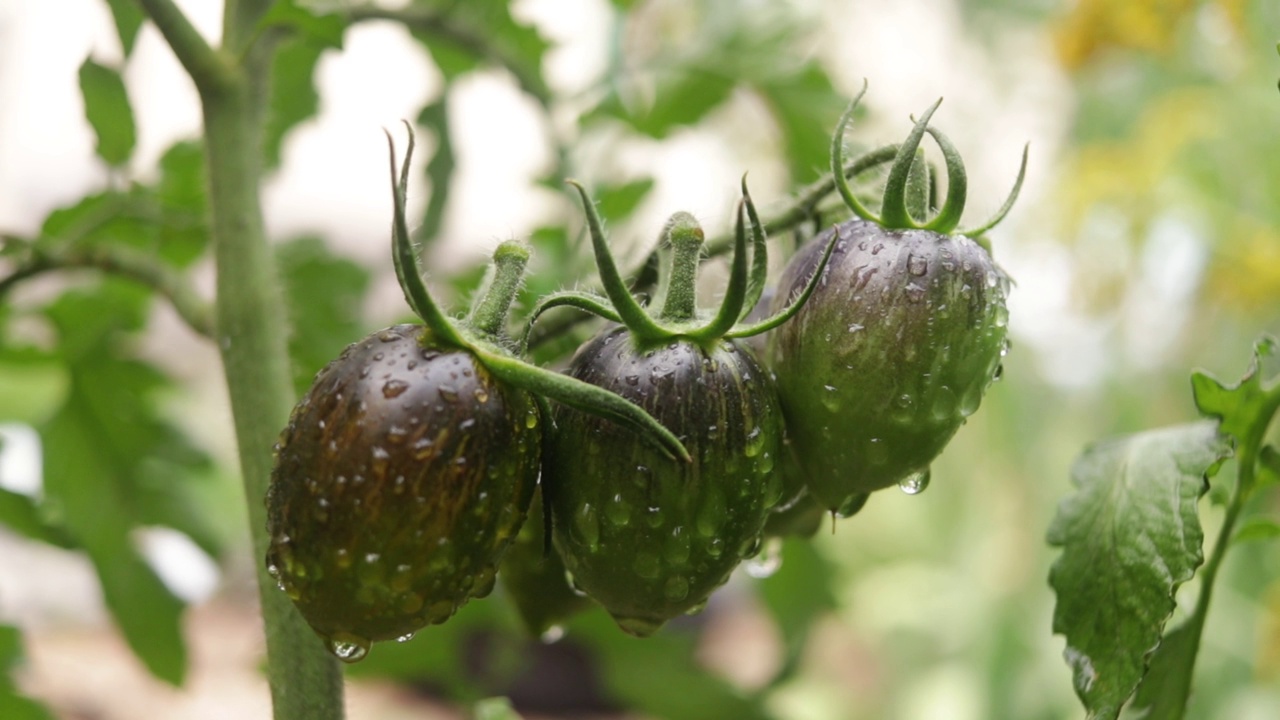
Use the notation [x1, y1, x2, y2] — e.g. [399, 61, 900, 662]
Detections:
[0, 242, 214, 338]
[135, 0, 234, 94]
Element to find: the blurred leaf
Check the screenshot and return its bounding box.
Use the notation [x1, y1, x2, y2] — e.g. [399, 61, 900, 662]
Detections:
[277, 237, 372, 396]
[756, 538, 838, 685]
[473, 697, 524, 720]
[574, 612, 775, 720]
[752, 64, 842, 182]
[1258, 445, 1280, 491]
[410, 0, 551, 102]
[103, 0, 145, 57]
[34, 282, 219, 685]
[1231, 517, 1280, 546]
[592, 68, 735, 138]
[1047, 421, 1231, 720]
[0, 347, 66, 426]
[264, 38, 326, 169]
[1192, 337, 1280, 497]
[259, 0, 347, 49]
[595, 178, 655, 223]
[417, 98, 455, 246]
[0, 489, 76, 549]
[0, 624, 56, 720]
[152, 141, 209, 266]
[1128, 614, 1200, 720]
[78, 58, 136, 167]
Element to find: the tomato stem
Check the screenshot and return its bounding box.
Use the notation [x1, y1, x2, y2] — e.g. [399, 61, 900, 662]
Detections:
[468, 240, 531, 342]
[657, 212, 705, 323]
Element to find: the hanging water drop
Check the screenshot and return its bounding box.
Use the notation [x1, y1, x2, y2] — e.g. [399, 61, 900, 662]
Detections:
[899, 469, 931, 495]
[744, 537, 783, 578]
[326, 636, 370, 663]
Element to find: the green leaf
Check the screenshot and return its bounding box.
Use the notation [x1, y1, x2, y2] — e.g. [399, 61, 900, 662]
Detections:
[1126, 614, 1201, 720]
[1191, 336, 1280, 496]
[103, 0, 145, 57]
[1231, 517, 1280, 545]
[595, 178, 655, 223]
[153, 141, 209, 266]
[277, 237, 372, 396]
[258, 0, 347, 49]
[410, 0, 551, 102]
[417, 98, 455, 246]
[32, 282, 218, 685]
[1046, 421, 1231, 720]
[752, 64, 843, 183]
[756, 538, 838, 684]
[593, 68, 736, 138]
[264, 39, 325, 169]
[473, 697, 524, 720]
[0, 624, 56, 720]
[78, 59, 136, 167]
[0, 488, 76, 549]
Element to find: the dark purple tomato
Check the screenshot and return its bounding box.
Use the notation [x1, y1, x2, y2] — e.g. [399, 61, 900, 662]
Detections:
[266, 324, 540, 661]
[766, 220, 1008, 510]
[546, 328, 785, 636]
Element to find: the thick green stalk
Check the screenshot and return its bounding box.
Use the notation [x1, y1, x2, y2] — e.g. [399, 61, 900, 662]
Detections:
[138, 0, 344, 717]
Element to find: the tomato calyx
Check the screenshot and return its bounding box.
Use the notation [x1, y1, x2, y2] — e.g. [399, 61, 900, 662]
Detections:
[523, 178, 838, 355]
[831, 80, 1029, 241]
[384, 125, 689, 462]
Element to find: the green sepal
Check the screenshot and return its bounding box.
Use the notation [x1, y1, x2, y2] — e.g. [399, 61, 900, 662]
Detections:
[878, 98, 942, 230]
[385, 125, 469, 349]
[519, 290, 622, 353]
[726, 226, 839, 339]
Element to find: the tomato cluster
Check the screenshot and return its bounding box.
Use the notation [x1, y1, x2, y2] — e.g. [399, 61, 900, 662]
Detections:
[267, 90, 1025, 660]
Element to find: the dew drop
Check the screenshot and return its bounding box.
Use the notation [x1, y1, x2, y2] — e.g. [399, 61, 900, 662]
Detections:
[664, 526, 691, 565]
[625, 374, 640, 386]
[605, 493, 632, 527]
[744, 426, 764, 457]
[696, 488, 726, 537]
[616, 616, 663, 637]
[575, 502, 600, 550]
[899, 469, 931, 495]
[382, 379, 409, 398]
[525, 412, 538, 429]
[664, 575, 690, 602]
[326, 636, 370, 663]
[836, 493, 869, 518]
[540, 625, 566, 644]
[907, 253, 928, 276]
[474, 387, 489, 403]
[744, 538, 783, 578]
[930, 385, 959, 422]
[378, 330, 403, 343]
[904, 282, 926, 303]
[847, 322, 864, 333]
[438, 385, 459, 403]
[865, 437, 890, 465]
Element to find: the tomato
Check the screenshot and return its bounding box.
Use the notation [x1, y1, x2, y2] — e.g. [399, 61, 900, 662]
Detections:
[536, 180, 836, 635]
[265, 129, 688, 661]
[765, 83, 1024, 510]
[267, 324, 539, 658]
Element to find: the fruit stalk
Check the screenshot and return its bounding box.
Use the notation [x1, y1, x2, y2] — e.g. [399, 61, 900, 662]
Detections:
[137, 0, 345, 717]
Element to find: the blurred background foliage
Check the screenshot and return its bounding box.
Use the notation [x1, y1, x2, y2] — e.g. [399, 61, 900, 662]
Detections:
[0, 0, 1278, 718]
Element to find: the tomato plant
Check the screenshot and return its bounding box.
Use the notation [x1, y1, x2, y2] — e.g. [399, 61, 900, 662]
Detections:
[2, 2, 1280, 720]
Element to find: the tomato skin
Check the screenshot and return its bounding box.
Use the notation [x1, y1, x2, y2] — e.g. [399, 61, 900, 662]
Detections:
[545, 327, 784, 636]
[266, 324, 539, 647]
[767, 220, 1008, 508]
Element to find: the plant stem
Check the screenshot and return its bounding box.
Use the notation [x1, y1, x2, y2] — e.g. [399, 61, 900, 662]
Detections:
[137, 0, 344, 717]
[0, 244, 215, 338]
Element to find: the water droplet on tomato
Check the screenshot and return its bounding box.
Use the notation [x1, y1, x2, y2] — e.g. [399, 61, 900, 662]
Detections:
[616, 616, 662, 637]
[540, 625, 566, 644]
[899, 469, 931, 495]
[326, 635, 370, 663]
[744, 538, 783, 578]
[664, 576, 689, 602]
[908, 253, 928, 276]
[396, 632, 415, 643]
[664, 526, 691, 565]
[605, 493, 632, 527]
[575, 503, 599, 550]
